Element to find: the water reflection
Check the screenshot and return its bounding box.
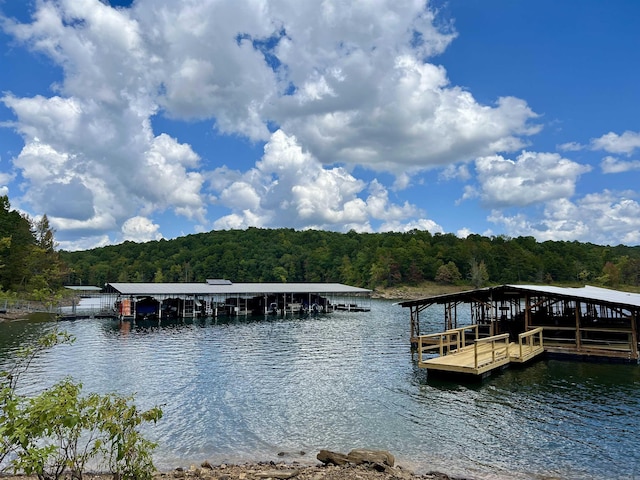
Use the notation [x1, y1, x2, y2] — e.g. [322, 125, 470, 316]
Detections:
[0, 301, 639, 479]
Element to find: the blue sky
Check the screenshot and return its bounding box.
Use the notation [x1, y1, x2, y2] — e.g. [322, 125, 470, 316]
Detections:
[1, 0, 639, 251]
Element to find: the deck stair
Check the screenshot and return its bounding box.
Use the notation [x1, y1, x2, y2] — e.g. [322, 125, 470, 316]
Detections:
[417, 326, 545, 377]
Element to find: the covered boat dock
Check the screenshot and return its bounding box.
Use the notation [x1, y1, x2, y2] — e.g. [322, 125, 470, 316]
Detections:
[103, 279, 371, 322]
[399, 284, 640, 378]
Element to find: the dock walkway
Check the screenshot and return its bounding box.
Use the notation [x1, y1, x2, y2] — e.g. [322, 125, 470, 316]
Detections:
[417, 326, 545, 377]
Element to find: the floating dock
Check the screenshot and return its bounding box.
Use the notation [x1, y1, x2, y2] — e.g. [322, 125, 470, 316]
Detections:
[401, 284, 640, 379]
[416, 325, 545, 377]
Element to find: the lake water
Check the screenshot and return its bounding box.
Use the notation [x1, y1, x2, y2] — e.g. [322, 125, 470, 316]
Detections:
[1, 299, 639, 479]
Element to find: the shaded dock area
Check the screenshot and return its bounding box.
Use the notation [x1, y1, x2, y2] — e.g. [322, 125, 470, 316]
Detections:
[101, 280, 372, 322]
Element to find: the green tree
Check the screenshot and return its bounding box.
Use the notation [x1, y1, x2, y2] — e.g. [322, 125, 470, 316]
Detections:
[0, 196, 34, 291]
[1, 330, 162, 480]
[598, 261, 620, 287]
[272, 266, 288, 283]
[153, 268, 164, 283]
[57, 225, 640, 290]
[434, 262, 462, 284]
[33, 215, 56, 252]
[469, 259, 489, 288]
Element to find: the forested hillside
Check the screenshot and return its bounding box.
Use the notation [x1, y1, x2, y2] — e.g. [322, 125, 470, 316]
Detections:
[60, 227, 640, 290]
[3, 189, 638, 293]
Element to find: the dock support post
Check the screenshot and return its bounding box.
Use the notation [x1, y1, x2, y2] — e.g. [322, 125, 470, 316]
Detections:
[631, 311, 638, 359]
[575, 301, 581, 351]
[410, 306, 420, 343]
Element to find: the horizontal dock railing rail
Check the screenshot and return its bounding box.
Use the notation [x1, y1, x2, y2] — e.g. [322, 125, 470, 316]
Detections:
[517, 327, 544, 361]
[418, 325, 479, 362]
[473, 333, 510, 369]
[416, 325, 547, 376]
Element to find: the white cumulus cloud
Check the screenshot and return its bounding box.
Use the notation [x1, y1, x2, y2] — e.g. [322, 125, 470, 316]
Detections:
[0, 0, 585, 248]
[600, 156, 640, 174]
[469, 151, 591, 208]
[591, 131, 640, 155]
[489, 190, 640, 245]
[121, 216, 163, 243]
[210, 130, 441, 233]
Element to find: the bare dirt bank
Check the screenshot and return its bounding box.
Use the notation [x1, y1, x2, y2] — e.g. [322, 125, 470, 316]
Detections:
[371, 283, 468, 301]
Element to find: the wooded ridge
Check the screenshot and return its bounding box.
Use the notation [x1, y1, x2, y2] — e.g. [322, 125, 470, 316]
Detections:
[59, 227, 640, 290]
[2, 194, 639, 294]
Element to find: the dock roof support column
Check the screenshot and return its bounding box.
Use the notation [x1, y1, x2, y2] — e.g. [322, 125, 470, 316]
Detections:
[410, 306, 419, 343]
[631, 309, 638, 359]
[575, 301, 582, 351]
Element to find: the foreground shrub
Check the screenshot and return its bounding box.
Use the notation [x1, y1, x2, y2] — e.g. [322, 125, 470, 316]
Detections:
[0, 330, 162, 480]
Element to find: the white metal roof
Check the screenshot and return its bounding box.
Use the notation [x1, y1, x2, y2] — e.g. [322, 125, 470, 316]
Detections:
[64, 285, 103, 291]
[106, 282, 371, 296]
[399, 284, 640, 309]
[506, 284, 640, 308]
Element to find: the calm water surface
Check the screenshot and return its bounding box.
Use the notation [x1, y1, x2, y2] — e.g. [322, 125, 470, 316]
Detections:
[1, 299, 639, 479]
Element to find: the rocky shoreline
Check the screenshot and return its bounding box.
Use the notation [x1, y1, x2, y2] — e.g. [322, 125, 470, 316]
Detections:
[157, 449, 463, 480]
[156, 449, 462, 480]
[0, 449, 466, 480]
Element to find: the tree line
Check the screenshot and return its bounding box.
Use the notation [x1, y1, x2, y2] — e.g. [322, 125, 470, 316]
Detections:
[2, 193, 639, 294]
[60, 227, 640, 290]
[0, 196, 64, 302]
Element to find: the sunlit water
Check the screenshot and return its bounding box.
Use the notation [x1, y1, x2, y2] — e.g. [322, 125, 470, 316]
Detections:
[1, 299, 639, 479]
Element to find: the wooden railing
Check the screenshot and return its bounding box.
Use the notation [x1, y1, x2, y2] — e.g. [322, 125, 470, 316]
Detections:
[473, 333, 510, 369]
[418, 325, 479, 362]
[518, 327, 544, 360]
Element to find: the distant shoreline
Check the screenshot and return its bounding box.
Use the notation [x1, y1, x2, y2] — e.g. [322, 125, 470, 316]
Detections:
[371, 283, 468, 300]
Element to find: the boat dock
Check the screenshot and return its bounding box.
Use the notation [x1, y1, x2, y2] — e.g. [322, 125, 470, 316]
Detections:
[401, 284, 640, 380]
[416, 325, 545, 377]
[101, 280, 372, 322]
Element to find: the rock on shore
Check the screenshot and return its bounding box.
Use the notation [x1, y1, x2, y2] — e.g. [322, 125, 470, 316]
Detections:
[0, 449, 463, 480]
[156, 449, 463, 480]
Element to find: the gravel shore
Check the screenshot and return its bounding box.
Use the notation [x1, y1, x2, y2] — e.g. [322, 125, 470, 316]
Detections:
[155, 460, 461, 480]
[0, 462, 462, 480]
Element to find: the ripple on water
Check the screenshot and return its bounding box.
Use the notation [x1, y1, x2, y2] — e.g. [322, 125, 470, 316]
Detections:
[1, 303, 640, 480]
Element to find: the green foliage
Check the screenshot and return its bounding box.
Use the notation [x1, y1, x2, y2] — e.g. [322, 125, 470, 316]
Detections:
[1, 193, 640, 292]
[0, 196, 66, 295]
[0, 330, 162, 480]
[99, 395, 162, 480]
[57, 227, 640, 290]
[469, 259, 489, 288]
[434, 262, 462, 284]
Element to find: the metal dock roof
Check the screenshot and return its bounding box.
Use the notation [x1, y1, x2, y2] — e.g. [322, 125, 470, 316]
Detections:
[105, 282, 371, 296]
[398, 284, 640, 309]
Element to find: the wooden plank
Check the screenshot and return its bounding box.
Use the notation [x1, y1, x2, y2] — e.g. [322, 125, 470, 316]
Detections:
[420, 341, 513, 376]
[419, 333, 546, 376]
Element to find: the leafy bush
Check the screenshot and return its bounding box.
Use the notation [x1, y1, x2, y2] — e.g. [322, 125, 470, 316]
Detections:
[0, 330, 162, 480]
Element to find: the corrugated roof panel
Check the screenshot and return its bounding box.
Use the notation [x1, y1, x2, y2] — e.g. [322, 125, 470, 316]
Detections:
[106, 282, 371, 296]
[108, 283, 216, 295]
[506, 284, 640, 308]
[399, 284, 640, 309]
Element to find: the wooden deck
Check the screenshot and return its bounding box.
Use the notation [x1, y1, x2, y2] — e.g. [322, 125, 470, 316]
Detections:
[417, 327, 545, 377]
